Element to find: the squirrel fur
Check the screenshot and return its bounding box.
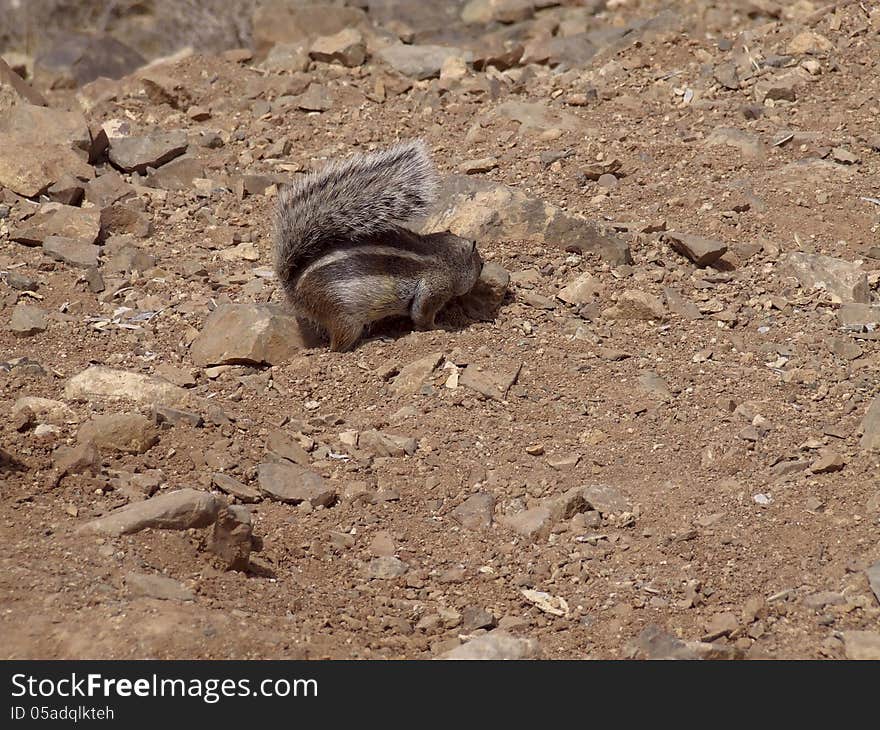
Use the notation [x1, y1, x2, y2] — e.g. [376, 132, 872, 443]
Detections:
[274, 140, 482, 351]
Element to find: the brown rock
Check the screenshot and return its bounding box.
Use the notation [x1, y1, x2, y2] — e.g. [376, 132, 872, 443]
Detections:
[9, 303, 47, 336]
[782, 252, 869, 303]
[126, 573, 194, 601]
[191, 304, 306, 367]
[603, 290, 666, 320]
[13, 205, 101, 246]
[42, 236, 100, 268]
[108, 130, 188, 173]
[309, 28, 366, 67]
[451, 492, 495, 530]
[391, 352, 443, 394]
[257, 461, 337, 507]
[78, 413, 160, 454]
[79, 488, 223, 536]
[212, 473, 261, 503]
[209, 505, 254, 571]
[666, 232, 728, 267]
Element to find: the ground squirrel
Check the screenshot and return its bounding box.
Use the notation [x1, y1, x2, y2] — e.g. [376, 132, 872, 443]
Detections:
[273, 140, 483, 351]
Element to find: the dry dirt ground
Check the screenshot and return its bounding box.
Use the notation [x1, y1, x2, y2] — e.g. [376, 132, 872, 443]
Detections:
[2, 0, 880, 660]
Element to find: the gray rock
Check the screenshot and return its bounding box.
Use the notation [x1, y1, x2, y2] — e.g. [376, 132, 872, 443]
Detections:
[261, 42, 310, 73]
[0, 131, 92, 198]
[843, 631, 880, 660]
[390, 351, 443, 394]
[557, 272, 602, 305]
[457, 262, 509, 320]
[9, 303, 47, 336]
[126, 573, 194, 601]
[35, 32, 145, 86]
[84, 171, 135, 207]
[212, 473, 262, 503]
[190, 304, 306, 367]
[65, 365, 187, 407]
[867, 561, 880, 606]
[145, 154, 205, 191]
[666, 232, 728, 267]
[451, 492, 495, 530]
[0, 102, 90, 153]
[310, 28, 366, 67]
[78, 413, 159, 454]
[782, 252, 869, 303]
[860, 397, 880, 451]
[257, 461, 337, 507]
[368, 556, 409, 579]
[79, 488, 223, 536]
[296, 83, 333, 112]
[13, 205, 101, 246]
[267, 430, 310, 466]
[357, 430, 417, 458]
[706, 127, 766, 158]
[459, 363, 521, 400]
[108, 130, 188, 174]
[440, 631, 540, 660]
[378, 44, 467, 80]
[426, 175, 629, 265]
[42, 236, 100, 268]
[252, 2, 366, 54]
[603, 290, 666, 320]
[209, 505, 254, 571]
[838, 303, 880, 329]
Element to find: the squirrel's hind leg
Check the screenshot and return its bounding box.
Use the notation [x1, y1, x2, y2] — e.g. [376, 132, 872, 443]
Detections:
[409, 281, 448, 331]
[328, 320, 364, 352]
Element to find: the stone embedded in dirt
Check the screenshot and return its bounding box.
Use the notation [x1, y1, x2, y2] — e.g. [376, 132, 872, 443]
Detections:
[65, 365, 187, 407]
[108, 130, 188, 173]
[6, 270, 38, 291]
[557, 272, 603, 305]
[632, 625, 737, 660]
[706, 127, 766, 158]
[838, 304, 880, 329]
[85, 171, 135, 207]
[13, 205, 101, 247]
[52, 441, 100, 484]
[666, 232, 728, 267]
[42, 236, 100, 268]
[212, 473, 262, 503]
[860, 397, 880, 451]
[190, 304, 306, 367]
[664, 287, 701, 320]
[126, 573, 194, 602]
[457, 261, 509, 321]
[367, 556, 409, 579]
[210, 505, 254, 571]
[603, 290, 666, 320]
[867, 561, 880, 606]
[378, 44, 467, 80]
[501, 505, 553, 540]
[788, 31, 833, 55]
[714, 62, 739, 90]
[451, 492, 495, 530]
[494, 100, 584, 136]
[391, 351, 443, 394]
[756, 73, 798, 102]
[251, 2, 366, 55]
[78, 413, 160, 454]
[830, 147, 859, 165]
[0, 127, 93, 198]
[638, 371, 673, 401]
[843, 631, 880, 660]
[145, 154, 205, 191]
[267, 430, 311, 466]
[581, 484, 630, 514]
[357, 430, 417, 458]
[9, 303, 47, 337]
[101, 203, 151, 239]
[440, 631, 540, 660]
[0, 57, 46, 107]
[261, 43, 310, 73]
[461, 606, 497, 632]
[153, 405, 202, 428]
[426, 175, 630, 265]
[0, 103, 91, 154]
[309, 28, 366, 67]
[14, 397, 77, 425]
[79, 488, 223, 536]
[459, 363, 521, 400]
[47, 174, 85, 206]
[458, 157, 498, 175]
[296, 83, 333, 112]
[702, 612, 739, 642]
[35, 32, 145, 87]
[810, 449, 844, 474]
[257, 461, 337, 507]
[782, 252, 869, 303]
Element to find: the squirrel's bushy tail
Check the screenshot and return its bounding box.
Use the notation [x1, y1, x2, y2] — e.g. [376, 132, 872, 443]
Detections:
[274, 140, 438, 280]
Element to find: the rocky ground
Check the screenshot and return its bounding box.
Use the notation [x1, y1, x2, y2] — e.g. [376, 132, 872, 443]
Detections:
[2, 0, 880, 660]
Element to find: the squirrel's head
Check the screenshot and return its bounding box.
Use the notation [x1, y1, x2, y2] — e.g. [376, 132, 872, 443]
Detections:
[454, 237, 483, 296]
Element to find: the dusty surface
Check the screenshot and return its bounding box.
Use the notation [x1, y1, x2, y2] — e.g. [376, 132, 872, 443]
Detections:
[2, 0, 880, 660]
